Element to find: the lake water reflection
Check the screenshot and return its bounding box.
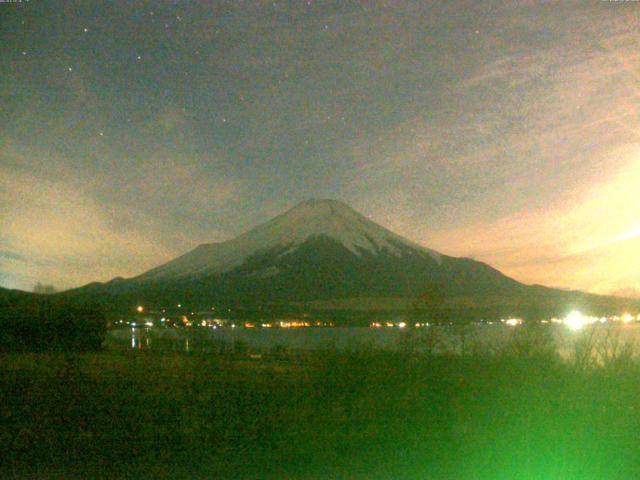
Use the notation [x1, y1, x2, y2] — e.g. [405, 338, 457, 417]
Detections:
[108, 323, 640, 359]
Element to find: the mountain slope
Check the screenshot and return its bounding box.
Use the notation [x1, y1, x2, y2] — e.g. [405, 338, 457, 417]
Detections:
[135, 199, 442, 282]
[0, 286, 35, 302]
[69, 199, 639, 319]
[100, 199, 523, 300]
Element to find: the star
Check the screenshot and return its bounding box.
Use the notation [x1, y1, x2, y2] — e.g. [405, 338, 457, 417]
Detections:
[67, 66, 73, 72]
[22, 51, 27, 56]
[137, 55, 142, 61]
[83, 27, 89, 33]
[99, 131, 104, 137]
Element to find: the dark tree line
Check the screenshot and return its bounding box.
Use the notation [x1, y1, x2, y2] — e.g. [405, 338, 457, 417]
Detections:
[0, 294, 106, 351]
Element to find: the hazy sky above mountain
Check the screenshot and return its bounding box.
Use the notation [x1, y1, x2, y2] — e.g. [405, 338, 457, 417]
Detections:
[1, 0, 639, 296]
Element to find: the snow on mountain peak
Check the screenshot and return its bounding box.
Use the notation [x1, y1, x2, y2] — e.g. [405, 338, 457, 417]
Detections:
[247, 198, 433, 257]
[136, 199, 441, 280]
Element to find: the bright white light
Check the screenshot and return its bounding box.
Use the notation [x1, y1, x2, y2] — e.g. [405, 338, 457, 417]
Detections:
[621, 313, 634, 323]
[136, 305, 144, 313]
[145, 321, 153, 327]
[564, 311, 586, 331]
[398, 322, 406, 328]
[505, 318, 522, 327]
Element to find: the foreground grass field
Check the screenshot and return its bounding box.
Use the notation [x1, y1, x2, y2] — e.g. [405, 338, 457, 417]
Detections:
[2, 327, 640, 479]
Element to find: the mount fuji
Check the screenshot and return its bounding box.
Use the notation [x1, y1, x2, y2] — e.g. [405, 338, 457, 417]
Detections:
[69, 199, 638, 320]
[137, 198, 444, 282]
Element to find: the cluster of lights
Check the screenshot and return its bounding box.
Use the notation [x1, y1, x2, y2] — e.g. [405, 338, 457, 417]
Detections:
[128, 305, 639, 332]
[129, 321, 153, 327]
[616, 313, 638, 323]
[496, 313, 640, 331]
[503, 318, 523, 327]
[196, 318, 226, 328]
[278, 321, 312, 328]
[126, 319, 332, 329]
[562, 311, 639, 331]
[370, 321, 413, 328]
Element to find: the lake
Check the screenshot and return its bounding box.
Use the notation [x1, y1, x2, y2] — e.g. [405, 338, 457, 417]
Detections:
[107, 322, 640, 359]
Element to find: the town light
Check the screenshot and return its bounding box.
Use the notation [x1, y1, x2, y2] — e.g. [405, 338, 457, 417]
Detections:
[621, 313, 634, 323]
[564, 311, 586, 331]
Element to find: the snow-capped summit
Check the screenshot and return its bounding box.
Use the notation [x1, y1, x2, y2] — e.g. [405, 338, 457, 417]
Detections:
[236, 199, 440, 258]
[136, 199, 441, 281]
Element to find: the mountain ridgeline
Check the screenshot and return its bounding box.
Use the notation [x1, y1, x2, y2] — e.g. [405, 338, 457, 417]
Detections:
[69, 199, 639, 321]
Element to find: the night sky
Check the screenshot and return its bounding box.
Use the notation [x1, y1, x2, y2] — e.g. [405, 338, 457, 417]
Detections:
[1, 0, 639, 296]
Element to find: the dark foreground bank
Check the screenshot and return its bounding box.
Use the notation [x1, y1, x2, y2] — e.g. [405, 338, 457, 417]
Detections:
[2, 328, 640, 479]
